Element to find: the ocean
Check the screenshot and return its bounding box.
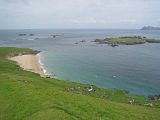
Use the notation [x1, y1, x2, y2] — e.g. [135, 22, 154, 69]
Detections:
[0, 29, 160, 96]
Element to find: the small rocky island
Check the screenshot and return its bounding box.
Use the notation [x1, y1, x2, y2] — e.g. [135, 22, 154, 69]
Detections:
[95, 36, 160, 46]
[141, 26, 160, 30]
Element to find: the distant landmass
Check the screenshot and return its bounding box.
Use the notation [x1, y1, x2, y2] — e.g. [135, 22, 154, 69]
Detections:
[141, 26, 160, 30]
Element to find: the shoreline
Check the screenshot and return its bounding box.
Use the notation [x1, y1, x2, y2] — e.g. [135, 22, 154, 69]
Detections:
[9, 53, 48, 77]
[37, 53, 48, 76]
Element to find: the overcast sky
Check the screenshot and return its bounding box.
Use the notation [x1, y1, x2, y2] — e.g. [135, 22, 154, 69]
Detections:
[0, 0, 160, 29]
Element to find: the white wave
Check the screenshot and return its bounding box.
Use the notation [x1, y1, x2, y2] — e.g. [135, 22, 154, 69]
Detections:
[28, 38, 35, 41]
[37, 53, 57, 78]
[37, 53, 48, 76]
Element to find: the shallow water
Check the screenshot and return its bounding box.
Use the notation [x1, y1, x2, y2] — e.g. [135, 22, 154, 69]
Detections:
[0, 29, 160, 96]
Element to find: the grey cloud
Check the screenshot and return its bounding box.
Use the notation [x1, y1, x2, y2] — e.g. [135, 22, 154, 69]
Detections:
[0, 0, 160, 29]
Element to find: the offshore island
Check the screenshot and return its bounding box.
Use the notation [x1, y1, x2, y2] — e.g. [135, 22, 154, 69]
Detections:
[141, 26, 160, 30]
[0, 47, 160, 120]
[95, 36, 160, 46]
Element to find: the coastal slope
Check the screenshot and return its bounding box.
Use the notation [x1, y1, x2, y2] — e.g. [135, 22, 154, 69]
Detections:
[0, 47, 160, 120]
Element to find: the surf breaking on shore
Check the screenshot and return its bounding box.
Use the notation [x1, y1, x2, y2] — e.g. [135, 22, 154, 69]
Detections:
[9, 53, 48, 77]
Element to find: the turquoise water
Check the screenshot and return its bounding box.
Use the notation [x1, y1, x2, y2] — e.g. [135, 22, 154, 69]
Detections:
[0, 29, 160, 96]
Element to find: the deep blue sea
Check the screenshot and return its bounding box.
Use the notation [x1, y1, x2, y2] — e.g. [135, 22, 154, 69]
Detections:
[0, 29, 160, 96]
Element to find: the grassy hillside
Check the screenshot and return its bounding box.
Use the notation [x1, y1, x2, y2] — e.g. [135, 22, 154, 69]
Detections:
[0, 47, 160, 120]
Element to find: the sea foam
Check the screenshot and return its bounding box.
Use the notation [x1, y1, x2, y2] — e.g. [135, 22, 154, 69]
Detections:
[37, 53, 48, 76]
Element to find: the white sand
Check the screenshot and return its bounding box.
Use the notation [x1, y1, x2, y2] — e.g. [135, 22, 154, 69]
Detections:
[9, 54, 46, 77]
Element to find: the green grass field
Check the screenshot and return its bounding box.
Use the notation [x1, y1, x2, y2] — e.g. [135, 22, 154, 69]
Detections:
[0, 47, 160, 120]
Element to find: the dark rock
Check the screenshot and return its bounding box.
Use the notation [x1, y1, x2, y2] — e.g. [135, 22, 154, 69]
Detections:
[51, 34, 61, 38]
[16, 64, 19, 67]
[110, 43, 118, 47]
[34, 38, 39, 40]
[148, 94, 160, 101]
[80, 40, 86, 42]
[19, 34, 26, 36]
[29, 34, 34, 36]
[145, 39, 160, 43]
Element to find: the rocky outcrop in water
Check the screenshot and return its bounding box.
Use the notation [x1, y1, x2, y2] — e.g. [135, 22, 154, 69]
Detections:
[19, 34, 27, 36]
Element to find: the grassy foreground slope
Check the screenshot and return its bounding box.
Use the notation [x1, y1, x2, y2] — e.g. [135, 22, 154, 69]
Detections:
[0, 47, 160, 120]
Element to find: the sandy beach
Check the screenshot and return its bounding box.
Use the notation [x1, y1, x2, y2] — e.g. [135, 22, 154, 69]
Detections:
[9, 54, 46, 77]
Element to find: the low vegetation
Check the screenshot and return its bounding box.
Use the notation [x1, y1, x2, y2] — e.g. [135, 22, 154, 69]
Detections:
[0, 47, 160, 120]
